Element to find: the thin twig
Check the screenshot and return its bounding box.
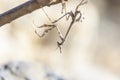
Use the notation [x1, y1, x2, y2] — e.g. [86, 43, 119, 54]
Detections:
[0, 0, 67, 27]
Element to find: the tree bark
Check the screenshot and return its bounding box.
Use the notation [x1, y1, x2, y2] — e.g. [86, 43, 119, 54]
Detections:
[0, 0, 67, 27]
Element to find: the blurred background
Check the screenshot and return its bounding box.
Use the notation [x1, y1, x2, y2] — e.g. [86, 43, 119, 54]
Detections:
[0, 0, 120, 80]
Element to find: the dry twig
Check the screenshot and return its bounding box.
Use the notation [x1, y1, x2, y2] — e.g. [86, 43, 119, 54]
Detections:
[0, 0, 67, 27]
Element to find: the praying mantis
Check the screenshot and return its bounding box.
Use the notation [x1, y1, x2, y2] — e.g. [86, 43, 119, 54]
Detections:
[35, 0, 88, 53]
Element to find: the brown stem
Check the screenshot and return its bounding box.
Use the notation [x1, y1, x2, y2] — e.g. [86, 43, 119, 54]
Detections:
[0, 0, 67, 27]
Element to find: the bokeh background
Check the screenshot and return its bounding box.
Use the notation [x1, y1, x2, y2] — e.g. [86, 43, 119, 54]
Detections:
[0, 0, 120, 80]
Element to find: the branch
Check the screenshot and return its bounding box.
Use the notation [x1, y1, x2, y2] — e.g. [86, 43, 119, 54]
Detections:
[0, 0, 67, 27]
